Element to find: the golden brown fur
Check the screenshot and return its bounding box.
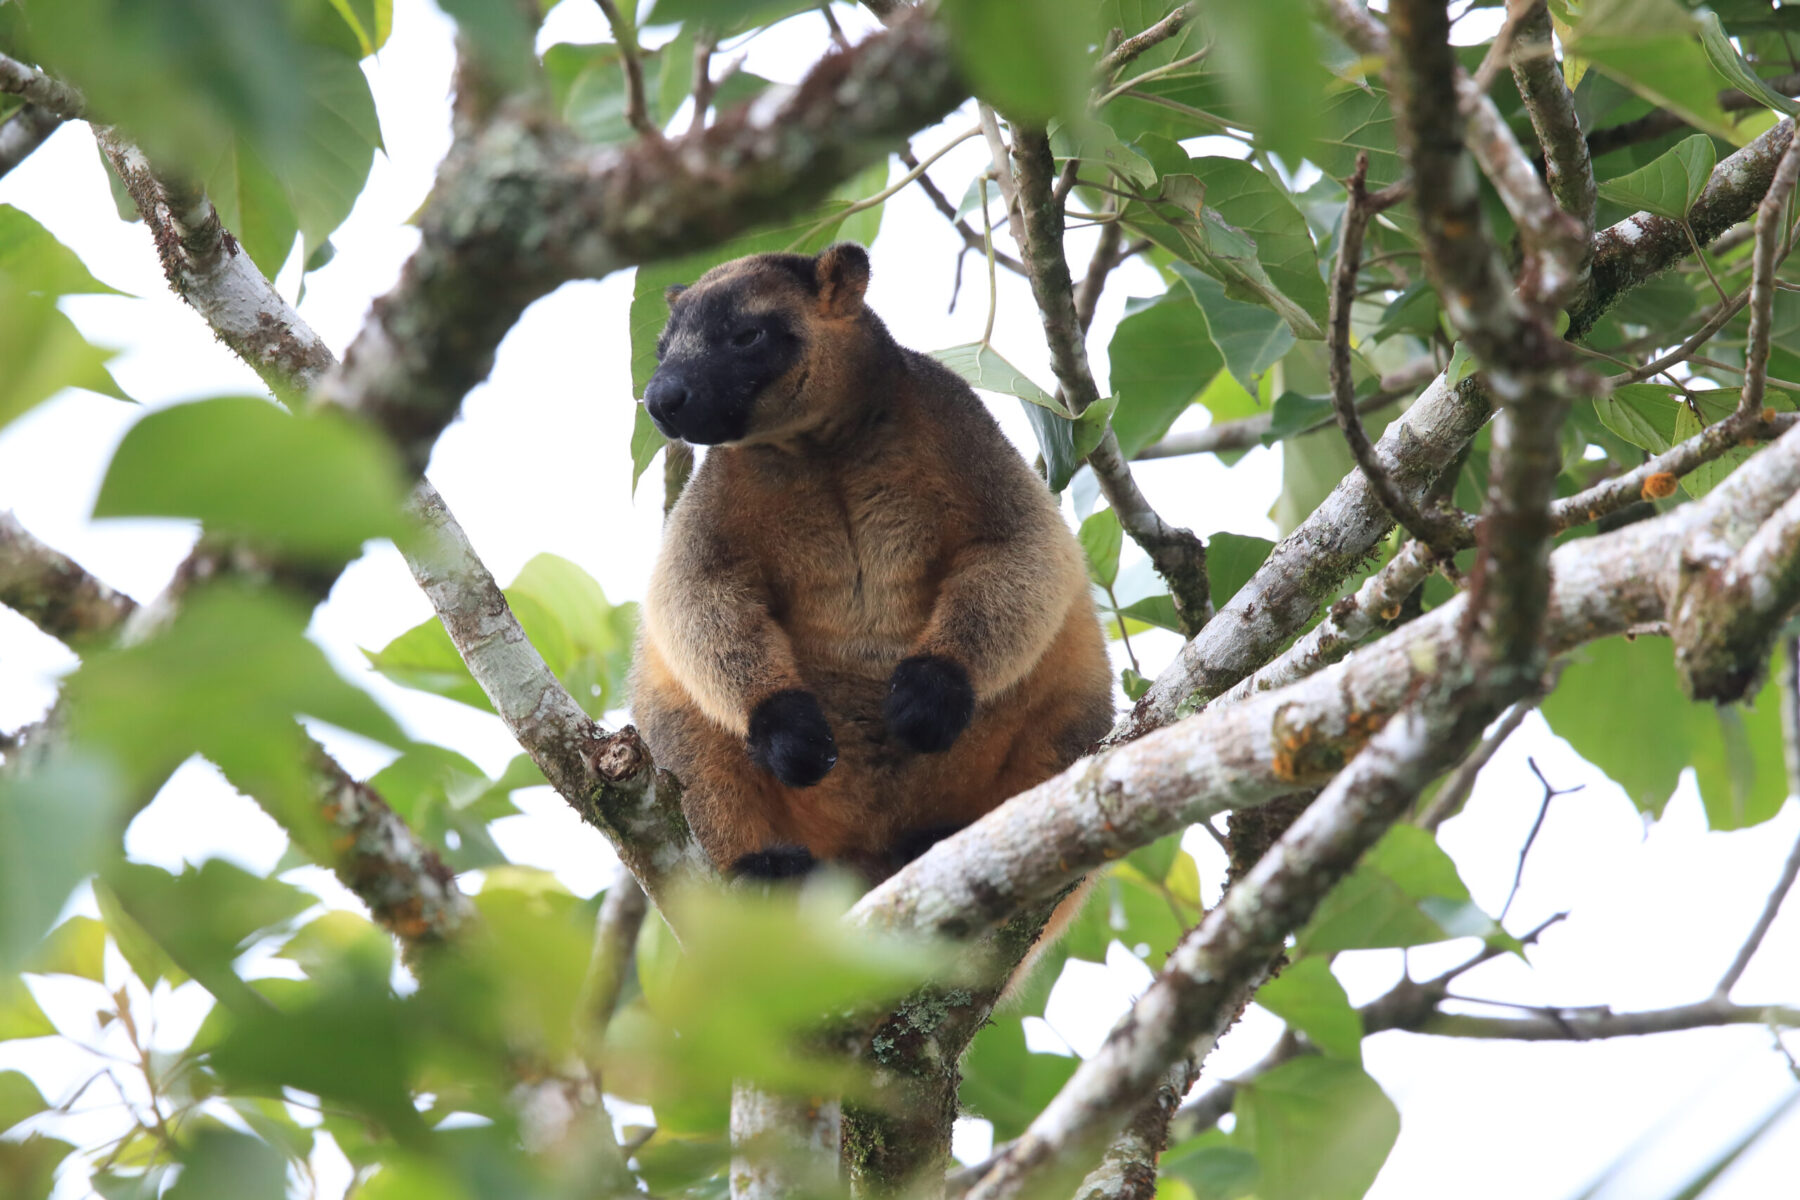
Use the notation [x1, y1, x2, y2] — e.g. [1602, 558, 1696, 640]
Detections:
[630, 245, 1114, 882]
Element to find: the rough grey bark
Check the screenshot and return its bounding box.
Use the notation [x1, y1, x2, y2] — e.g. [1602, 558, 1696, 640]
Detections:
[0, 512, 138, 643]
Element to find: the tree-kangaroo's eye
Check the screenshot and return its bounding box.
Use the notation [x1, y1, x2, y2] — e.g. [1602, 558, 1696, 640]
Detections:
[731, 328, 764, 348]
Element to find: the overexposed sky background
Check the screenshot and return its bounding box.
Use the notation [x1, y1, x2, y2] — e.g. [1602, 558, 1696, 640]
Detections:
[2, 2, 1799, 1197]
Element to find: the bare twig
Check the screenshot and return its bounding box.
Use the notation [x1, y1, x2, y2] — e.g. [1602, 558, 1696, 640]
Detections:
[1417, 697, 1538, 831]
[593, 0, 660, 139]
[1330, 153, 1469, 553]
[1501, 757, 1583, 921]
[1715, 816, 1800, 998]
[688, 28, 720, 134]
[1098, 3, 1197, 78]
[1739, 134, 1800, 417]
[897, 145, 1026, 274]
[0, 512, 139, 644]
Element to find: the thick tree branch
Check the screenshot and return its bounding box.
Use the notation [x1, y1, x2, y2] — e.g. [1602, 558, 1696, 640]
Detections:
[1509, 3, 1595, 235]
[963, 690, 1493, 1200]
[0, 512, 138, 643]
[0, 50, 85, 120]
[1005, 125, 1212, 632]
[1574, 118, 1797, 339]
[1069, 1056, 1198, 1200]
[0, 103, 61, 179]
[405, 481, 709, 908]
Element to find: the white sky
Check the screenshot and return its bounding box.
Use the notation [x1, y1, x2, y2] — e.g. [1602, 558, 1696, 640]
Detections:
[1, 2, 1798, 1197]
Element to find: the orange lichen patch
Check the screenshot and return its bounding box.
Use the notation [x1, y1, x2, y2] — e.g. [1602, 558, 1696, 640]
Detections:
[1380, 603, 1403, 620]
[389, 897, 429, 939]
[1269, 703, 1390, 783]
[331, 834, 357, 855]
[1641, 472, 1679, 500]
[1764, 407, 1779, 423]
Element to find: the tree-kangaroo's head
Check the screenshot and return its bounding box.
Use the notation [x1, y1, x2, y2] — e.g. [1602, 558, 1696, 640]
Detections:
[643, 243, 871, 446]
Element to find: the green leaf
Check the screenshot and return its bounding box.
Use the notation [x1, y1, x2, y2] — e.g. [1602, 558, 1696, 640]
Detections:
[1299, 825, 1494, 953]
[165, 1129, 287, 1200]
[1672, 389, 1795, 497]
[1183, 155, 1328, 326]
[94, 396, 413, 562]
[1207, 532, 1274, 610]
[0, 205, 124, 295]
[1446, 339, 1478, 388]
[546, 41, 662, 144]
[1118, 593, 1184, 634]
[0, 279, 128, 434]
[1594, 383, 1687, 452]
[0, 758, 120, 974]
[940, 0, 1091, 123]
[1121, 667, 1153, 700]
[1262, 391, 1334, 445]
[0, 1071, 47, 1136]
[1017, 395, 1117, 493]
[1203, 0, 1329, 168]
[204, 137, 298, 279]
[0, 1132, 72, 1200]
[360, 745, 516, 871]
[1571, 0, 1738, 143]
[1127, 831, 1182, 883]
[644, 0, 817, 34]
[1162, 1132, 1259, 1200]
[1232, 1057, 1399, 1200]
[1543, 635, 1787, 829]
[366, 553, 637, 719]
[0, 977, 55, 1041]
[1698, 11, 1800, 118]
[25, 915, 107, 982]
[1108, 291, 1224, 458]
[1311, 82, 1405, 192]
[94, 879, 184, 988]
[1255, 957, 1363, 1061]
[1172, 264, 1297, 394]
[930, 343, 1065, 414]
[630, 404, 667, 496]
[65, 585, 409, 849]
[1065, 865, 1188, 968]
[105, 860, 312, 1001]
[1595, 133, 1717, 219]
[1079, 508, 1124, 590]
[327, 0, 394, 56]
[961, 1015, 1079, 1140]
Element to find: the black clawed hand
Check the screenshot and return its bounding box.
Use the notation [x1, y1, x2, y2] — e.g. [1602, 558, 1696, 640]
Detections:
[747, 689, 838, 787]
[884, 655, 974, 754]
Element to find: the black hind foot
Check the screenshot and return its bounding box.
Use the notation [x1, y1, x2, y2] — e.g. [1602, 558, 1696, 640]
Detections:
[731, 844, 819, 882]
[885, 823, 971, 872]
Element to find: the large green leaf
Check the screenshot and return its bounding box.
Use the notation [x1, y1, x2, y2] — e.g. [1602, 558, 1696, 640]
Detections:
[105, 860, 312, 1000]
[1173, 263, 1298, 393]
[1201, 1, 1329, 172]
[1232, 1057, 1400, 1200]
[64, 585, 409, 846]
[1571, 0, 1739, 142]
[546, 41, 664, 144]
[1079, 507, 1124, 590]
[0, 976, 56, 1042]
[1299, 825, 1497, 953]
[1208, 532, 1274, 610]
[931, 342, 1115, 491]
[940, 0, 1092, 123]
[931, 342, 1064, 414]
[1698, 11, 1800, 118]
[1543, 635, 1787, 829]
[164, 1129, 288, 1200]
[960, 1015, 1079, 1140]
[0, 279, 128, 433]
[365, 745, 523, 872]
[365, 553, 638, 720]
[0, 205, 123, 295]
[94, 396, 413, 562]
[0, 1071, 47, 1136]
[327, 0, 393, 55]
[1254, 956, 1363, 1061]
[0, 758, 120, 973]
[1595, 133, 1717, 219]
[1107, 290, 1224, 457]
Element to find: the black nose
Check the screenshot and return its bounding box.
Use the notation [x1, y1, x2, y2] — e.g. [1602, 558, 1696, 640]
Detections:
[645, 374, 689, 428]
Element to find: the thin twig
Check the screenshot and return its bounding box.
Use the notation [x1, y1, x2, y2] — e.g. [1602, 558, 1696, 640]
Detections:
[1097, 4, 1197, 78]
[593, 0, 660, 139]
[1739, 133, 1800, 416]
[1501, 757, 1583, 921]
[1417, 698, 1537, 832]
[1716, 814, 1800, 997]
[898, 145, 1026, 274]
[1329, 152, 1470, 555]
[687, 28, 720, 134]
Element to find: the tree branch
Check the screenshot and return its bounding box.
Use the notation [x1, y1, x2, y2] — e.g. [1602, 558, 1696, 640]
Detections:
[962, 689, 1494, 1200]
[404, 481, 709, 909]
[1005, 125, 1212, 633]
[0, 512, 138, 644]
[1508, 3, 1595, 235]
[0, 50, 85, 120]
[1737, 133, 1800, 419]
[897, 145, 1027, 276]
[1098, 4, 1197, 78]
[1329, 154, 1468, 552]
[0, 103, 62, 179]
[593, 0, 659, 139]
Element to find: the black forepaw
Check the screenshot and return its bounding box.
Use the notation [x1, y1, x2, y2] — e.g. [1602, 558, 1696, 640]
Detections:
[884, 655, 974, 753]
[747, 689, 838, 787]
[731, 844, 819, 881]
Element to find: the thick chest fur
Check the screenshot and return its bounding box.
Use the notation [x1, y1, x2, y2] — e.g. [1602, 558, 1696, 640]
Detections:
[728, 446, 951, 680]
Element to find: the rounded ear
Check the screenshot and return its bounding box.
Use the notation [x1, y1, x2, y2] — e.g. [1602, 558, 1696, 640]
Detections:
[664, 283, 689, 305]
[815, 243, 870, 318]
